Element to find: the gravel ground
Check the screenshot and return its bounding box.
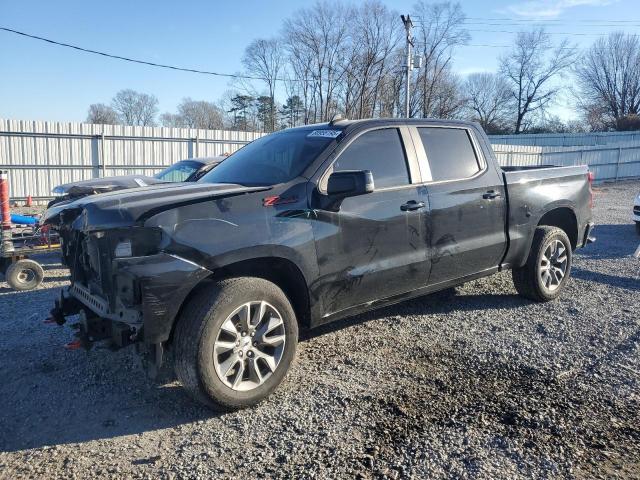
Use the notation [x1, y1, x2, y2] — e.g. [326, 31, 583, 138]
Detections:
[1, 181, 639, 479]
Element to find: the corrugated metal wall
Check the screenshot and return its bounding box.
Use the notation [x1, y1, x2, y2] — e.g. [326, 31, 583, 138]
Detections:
[2, 118, 638, 201]
[492, 143, 640, 181]
[0, 118, 263, 200]
[489, 130, 640, 147]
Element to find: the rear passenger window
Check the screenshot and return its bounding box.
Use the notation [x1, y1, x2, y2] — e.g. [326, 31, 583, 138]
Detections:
[418, 128, 481, 182]
[332, 128, 410, 189]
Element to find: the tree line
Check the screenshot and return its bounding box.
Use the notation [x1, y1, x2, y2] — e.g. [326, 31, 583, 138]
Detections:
[86, 0, 640, 135]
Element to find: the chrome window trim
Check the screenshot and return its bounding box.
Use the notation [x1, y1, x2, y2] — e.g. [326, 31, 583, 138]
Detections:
[318, 125, 420, 194]
[411, 125, 488, 186]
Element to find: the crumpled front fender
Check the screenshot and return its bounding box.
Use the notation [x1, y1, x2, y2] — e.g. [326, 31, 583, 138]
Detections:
[113, 253, 212, 343]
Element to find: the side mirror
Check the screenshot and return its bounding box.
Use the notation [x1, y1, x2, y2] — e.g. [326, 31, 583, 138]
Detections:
[326, 170, 374, 198]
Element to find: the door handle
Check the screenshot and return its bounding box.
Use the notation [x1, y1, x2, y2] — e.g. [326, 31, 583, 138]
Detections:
[400, 200, 426, 211]
[482, 190, 501, 200]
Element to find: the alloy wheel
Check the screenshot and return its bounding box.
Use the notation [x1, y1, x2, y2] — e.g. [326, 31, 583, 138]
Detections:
[538, 239, 568, 292]
[213, 301, 286, 391]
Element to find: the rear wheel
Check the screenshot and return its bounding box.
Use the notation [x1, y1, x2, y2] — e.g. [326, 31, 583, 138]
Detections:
[512, 226, 572, 302]
[173, 277, 298, 410]
[5, 259, 44, 291]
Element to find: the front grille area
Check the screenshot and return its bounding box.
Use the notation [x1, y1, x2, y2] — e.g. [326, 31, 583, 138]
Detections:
[634, 205, 640, 215]
[67, 230, 113, 300]
[70, 283, 110, 317]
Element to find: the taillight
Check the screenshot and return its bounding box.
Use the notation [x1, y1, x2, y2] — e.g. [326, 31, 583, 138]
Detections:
[587, 171, 594, 208]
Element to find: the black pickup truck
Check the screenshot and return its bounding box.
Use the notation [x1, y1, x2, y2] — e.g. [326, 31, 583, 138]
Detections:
[44, 118, 594, 410]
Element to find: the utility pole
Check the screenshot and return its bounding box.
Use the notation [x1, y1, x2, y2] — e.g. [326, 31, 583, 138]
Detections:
[401, 14, 414, 118]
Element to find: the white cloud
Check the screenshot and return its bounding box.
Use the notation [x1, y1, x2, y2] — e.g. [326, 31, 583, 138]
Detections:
[503, 0, 617, 18]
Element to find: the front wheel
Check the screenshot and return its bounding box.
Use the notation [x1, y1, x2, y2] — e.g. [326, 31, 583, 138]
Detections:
[173, 277, 298, 410]
[512, 226, 572, 302]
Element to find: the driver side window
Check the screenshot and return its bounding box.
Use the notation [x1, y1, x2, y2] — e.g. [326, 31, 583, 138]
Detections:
[332, 128, 410, 189]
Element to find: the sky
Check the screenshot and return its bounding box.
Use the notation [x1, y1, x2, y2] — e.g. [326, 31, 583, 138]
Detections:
[0, 0, 637, 123]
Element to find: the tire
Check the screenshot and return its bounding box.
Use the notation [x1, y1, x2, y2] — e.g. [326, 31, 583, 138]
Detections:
[5, 259, 45, 291]
[0, 258, 10, 276]
[512, 226, 572, 302]
[173, 277, 298, 410]
[636, 222, 640, 235]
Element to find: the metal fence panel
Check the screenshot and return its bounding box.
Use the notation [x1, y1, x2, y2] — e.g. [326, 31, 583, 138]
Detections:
[493, 143, 640, 182]
[3, 118, 639, 201]
[489, 131, 640, 147]
[0, 118, 263, 201]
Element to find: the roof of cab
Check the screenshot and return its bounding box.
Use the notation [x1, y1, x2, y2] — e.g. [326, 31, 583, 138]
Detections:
[333, 117, 477, 129]
[288, 117, 479, 133]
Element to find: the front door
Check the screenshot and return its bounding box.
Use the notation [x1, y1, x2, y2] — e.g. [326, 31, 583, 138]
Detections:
[311, 127, 430, 318]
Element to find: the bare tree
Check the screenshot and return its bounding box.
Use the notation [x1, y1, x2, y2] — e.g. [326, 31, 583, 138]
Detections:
[242, 38, 283, 131]
[500, 29, 575, 134]
[574, 32, 640, 131]
[111, 89, 159, 126]
[412, 1, 470, 118]
[161, 98, 224, 129]
[376, 54, 405, 117]
[283, 1, 351, 122]
[86, 103, 119, 125]
[159, 113, 183, 128]
[340, 0, 402, 119]
[433, 69, 465, 118]
[284, 45, 315, 124]
[463, 73, 513, 133]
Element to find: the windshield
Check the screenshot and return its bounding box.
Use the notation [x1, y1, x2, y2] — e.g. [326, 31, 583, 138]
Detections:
[155, 160, 202, 182]
[200, 128, 341, 186]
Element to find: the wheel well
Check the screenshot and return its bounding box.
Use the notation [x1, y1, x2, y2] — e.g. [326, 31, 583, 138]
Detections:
[166, 257, 311, 347]
[538, 208, 578, 249]
[209, 257, 311, 329]
[214, 257, 311, 328]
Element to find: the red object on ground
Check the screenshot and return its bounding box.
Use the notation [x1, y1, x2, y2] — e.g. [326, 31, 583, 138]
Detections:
[0, 171, 10, 231]
[26, 195, 33, 207]
[64, 340, 83, 350]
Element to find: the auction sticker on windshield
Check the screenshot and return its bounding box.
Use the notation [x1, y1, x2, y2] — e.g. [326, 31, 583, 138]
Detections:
[307, 130, 342, 138]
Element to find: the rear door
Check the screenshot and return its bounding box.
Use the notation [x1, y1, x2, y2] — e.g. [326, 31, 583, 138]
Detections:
[310, 126, 430, 318]
[412, 125, 507, 286]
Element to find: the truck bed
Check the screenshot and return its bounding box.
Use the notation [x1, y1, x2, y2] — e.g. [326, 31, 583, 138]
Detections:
[500, 164, 591, 269]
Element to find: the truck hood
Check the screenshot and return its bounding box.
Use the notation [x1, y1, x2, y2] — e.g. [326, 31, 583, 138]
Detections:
[53, 174, 167, 196]
[43, 182, 270, 230]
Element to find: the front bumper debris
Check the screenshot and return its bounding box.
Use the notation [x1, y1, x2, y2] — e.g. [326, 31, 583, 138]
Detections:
[53, 253, 211, 347]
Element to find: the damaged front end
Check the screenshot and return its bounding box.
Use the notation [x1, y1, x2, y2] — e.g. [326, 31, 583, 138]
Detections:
[48, 207, 211, 375]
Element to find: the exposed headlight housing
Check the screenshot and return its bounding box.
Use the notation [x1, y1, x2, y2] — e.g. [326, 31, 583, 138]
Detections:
[107, 228, 163, 259]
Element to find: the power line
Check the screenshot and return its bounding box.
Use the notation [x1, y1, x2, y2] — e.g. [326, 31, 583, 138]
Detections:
[413, 15, 640, 28]
[467, 29, 613, 36]
[464, 16, 640, 23]
[0, 26, 296, 82]
[464, 21, 640, 28]
[413, 20, 640, 29]
[414, 42, 626, 51]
